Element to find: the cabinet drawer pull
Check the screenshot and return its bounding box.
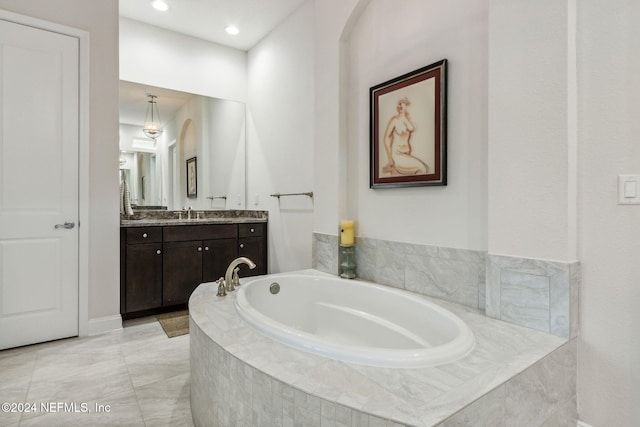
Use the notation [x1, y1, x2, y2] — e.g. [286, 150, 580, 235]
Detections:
[250, 228, 255, 233]
[142, 233, 148, 238]
[156, 249, 161, 255]
[240, 243, 244, 249]
[198, 247, 202, 252]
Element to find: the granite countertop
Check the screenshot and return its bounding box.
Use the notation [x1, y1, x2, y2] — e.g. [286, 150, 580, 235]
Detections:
[121, 217, 267, 227]
[120, 210, 268, 227]
[189, 269, 567, 426]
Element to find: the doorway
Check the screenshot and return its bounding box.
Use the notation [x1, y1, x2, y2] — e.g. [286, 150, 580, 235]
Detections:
[0, 12, 89, 350]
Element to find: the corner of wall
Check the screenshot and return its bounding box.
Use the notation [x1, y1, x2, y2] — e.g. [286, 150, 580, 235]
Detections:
[87, 315, 123, 336]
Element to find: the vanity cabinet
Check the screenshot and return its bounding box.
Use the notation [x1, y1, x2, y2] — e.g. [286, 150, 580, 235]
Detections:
[121, 227, 163, 313]
[120, 221, 267, 319]
[162, 224, 237, 306]
[202, 238, 238, 282]
[238, 223, 267, 276]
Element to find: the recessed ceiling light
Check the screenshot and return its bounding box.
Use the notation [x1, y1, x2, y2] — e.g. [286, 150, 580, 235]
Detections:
[152, 0, 169, 12]
[225, 25, 239, 35]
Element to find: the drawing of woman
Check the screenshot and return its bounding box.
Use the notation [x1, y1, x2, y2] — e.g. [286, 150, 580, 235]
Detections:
[381, 97, 429, 176]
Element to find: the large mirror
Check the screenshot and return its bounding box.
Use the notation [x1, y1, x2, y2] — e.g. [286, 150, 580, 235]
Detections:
[119, 81, 246, 211]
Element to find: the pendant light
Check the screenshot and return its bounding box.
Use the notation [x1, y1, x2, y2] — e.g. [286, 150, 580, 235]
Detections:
[143, 94, 163, 139]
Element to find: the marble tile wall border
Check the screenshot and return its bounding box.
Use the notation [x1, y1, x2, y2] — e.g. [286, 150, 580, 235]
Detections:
[312, 233, 340, 276]
[311, 235, 580, 337]
[486, 254, 580, 338]
[437, 339, 577, 427]
[312, 233, 486, 310]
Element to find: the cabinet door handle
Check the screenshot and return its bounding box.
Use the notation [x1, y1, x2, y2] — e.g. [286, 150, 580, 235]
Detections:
[156, 249, 161, 255]
[204, 246, 209, 251]
[198, 247, 202, 252]
[142, 233, 148, 238]
[240, 243, 244, 249]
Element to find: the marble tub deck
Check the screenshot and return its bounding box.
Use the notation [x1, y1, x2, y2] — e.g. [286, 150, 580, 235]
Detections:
[189, 269, 575, 427]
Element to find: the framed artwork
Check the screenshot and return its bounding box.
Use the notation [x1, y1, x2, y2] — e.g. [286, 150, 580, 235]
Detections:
[370, 59, 447, 188]
[186, 157, 197, 198]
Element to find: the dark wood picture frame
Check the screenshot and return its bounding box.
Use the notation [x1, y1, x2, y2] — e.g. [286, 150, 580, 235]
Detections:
[370, 59, 447, 188]
[186, 156, 197, 198]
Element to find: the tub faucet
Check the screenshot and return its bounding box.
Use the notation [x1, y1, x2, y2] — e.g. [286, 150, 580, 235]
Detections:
[225, 257, 256, 292]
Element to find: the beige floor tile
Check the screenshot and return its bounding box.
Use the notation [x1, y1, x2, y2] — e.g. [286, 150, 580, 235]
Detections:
[0, 316, 192, 427]
[134, 372, 194, 427]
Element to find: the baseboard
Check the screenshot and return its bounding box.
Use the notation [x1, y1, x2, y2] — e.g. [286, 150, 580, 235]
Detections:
[577, 421, 593, 427]
[87, 314, 123, 336]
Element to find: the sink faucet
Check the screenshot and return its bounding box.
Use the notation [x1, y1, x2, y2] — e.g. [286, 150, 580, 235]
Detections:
[225, 257, 256, 292]
[187, 206, 192, 220]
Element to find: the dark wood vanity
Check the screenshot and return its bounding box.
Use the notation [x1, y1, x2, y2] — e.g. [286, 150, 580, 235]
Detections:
[120, 218, 267, 319]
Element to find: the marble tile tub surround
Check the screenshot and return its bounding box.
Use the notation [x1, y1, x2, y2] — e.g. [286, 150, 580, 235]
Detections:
[439, 339, 576, 426]
[312, 233, 486, 310]
[189, 269, 573, 427]
[486, 254, 580, 339]
[120, 209, 268, 226]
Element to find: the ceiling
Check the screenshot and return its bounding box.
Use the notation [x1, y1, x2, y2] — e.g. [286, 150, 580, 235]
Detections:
[119, 0, 307, 51]
[119, 81, 194, 127]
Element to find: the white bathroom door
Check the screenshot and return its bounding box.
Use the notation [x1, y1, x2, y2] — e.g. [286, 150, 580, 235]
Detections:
[0, 19, 80, 349]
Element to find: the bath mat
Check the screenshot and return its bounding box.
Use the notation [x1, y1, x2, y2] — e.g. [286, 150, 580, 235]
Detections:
[157, 310, 189, 338]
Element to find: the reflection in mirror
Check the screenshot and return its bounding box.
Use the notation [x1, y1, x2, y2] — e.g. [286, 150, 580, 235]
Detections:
[119, 81, 246, 211]
[119, 147, 160, 207]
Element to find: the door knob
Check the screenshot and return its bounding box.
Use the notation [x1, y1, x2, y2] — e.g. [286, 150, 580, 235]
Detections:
[54, 221, 75, 229]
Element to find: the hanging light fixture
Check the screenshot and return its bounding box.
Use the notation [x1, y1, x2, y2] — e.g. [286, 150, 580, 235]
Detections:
[143, 94, 163, 139]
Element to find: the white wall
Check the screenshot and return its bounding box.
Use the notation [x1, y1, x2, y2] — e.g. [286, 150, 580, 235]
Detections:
[0, 0, 120, 321]
[315, 0, 639, 425]
[172, 96, 205, 210]
[487, 0, 640, 423]
[206, 98, 246, 210]
[577, 1, 640, 425]
[247, 1, 315, 272]
[488, 0, 577, 262]
[313, 0, 364, 235]
[120, 17, 247, 102]
[346, 0, 488, 251]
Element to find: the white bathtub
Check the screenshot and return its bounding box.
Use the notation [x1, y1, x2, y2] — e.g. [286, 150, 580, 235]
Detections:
[235, 274, 475, 368]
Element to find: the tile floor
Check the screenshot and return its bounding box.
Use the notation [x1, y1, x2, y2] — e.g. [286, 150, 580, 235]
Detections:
[0, 317, 193, 426]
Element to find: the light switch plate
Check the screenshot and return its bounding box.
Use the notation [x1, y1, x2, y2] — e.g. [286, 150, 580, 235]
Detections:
[618, 175, 640, 205]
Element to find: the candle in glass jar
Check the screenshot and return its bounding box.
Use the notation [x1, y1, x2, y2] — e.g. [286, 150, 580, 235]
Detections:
[340, 220, 354, 246]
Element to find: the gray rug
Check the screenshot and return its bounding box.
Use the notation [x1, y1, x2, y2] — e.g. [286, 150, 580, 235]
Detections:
[157, 310, 189, 338]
